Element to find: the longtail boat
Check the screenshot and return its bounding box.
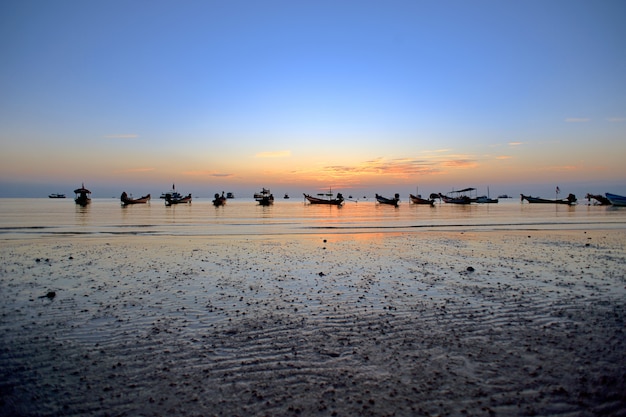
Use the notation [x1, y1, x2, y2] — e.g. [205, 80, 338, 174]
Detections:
[165, 193, 192, 205]
[586, 193, 611, 205]
[520, 193, 577, 205]
[303, 189, 344, 205]
[376, 193, 400, 206]
[160, 184, 182, 199]
[409, 193, 435, 205]
[255, 188, 274, 206]
[605, 192, 626, 206]
[74, 183, 91, 206]
[120, 192, 151, 206]
[212, 192, 227, 206]
[438, 188, 475, 204]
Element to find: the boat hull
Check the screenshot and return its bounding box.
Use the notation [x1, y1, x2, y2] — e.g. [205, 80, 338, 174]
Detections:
[165, 194, 192, 205]
[303, 194, 343, 205]
[439, 194, 472, 204]
[521, 194, 577, 205]
[375, 194, 399, 206]
[605, 192, 626, 206]
[121, 192, 151, 205]
[409, 194, 434, 205]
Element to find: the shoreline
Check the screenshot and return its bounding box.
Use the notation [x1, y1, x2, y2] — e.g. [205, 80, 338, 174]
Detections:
[1, 230, 625, 416]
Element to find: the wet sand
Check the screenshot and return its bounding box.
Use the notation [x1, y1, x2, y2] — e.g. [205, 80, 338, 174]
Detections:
[1, 230, 625, 416]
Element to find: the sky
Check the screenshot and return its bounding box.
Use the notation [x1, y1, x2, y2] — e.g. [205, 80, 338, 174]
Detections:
[1, 0, 625, 198]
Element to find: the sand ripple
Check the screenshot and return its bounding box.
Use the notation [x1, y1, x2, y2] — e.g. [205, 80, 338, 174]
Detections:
[1, 231, 625, 416]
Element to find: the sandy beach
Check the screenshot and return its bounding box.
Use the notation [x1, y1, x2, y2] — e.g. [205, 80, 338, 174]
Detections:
[1, 230, 625, 416]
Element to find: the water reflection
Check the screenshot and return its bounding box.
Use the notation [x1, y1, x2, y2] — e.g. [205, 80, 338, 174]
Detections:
[74, 203, 91, 226]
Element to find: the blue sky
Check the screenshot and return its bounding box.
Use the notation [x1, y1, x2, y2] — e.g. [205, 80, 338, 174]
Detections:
[1, 0, 625, 197]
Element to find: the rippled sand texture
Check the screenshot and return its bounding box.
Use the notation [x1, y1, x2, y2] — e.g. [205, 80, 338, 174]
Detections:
[1, 230, 625, 416]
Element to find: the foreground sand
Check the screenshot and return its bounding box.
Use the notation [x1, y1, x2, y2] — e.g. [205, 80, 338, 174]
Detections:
[1, 230, 625, 416]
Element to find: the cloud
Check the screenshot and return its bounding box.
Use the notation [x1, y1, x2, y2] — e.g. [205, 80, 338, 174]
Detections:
[508, 142, 523, 146]
[442, 159, 478, 168]
[607, 117, 626, 122]
[565, 118, 590, 123]
[496, 155, 512, 160]
[320, 157, 441, 179]
[255, 150, 291, 158]
[104, 134, 140, 139]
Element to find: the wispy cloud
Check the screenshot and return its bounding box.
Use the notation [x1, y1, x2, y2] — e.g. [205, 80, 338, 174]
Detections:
[607, 117, 626, 122]
[104, 134, 140, 139]
[442, 159, 478, 168]
[540, 165, 579, 172]
[496, 155, 512, 160]
[508, 141, 523, 146]
[255, 150, 291, 158]
[565, 118, 590, 123]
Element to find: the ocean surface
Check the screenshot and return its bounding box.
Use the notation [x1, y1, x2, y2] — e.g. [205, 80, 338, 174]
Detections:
[1, 196, 625, 238]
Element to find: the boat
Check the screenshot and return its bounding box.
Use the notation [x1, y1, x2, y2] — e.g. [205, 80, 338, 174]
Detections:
[605, 192, 626, 206]
[212, 192, 227, 206]
[164, 192, 192, 205]
[475, 196, 498, 203]
[498, 194, 512, 199]
[120, 192, 151, 206]
[475, 187, 498, 203]
[376, 193, 400, 206]
[284, 193, 290, 199]
[439, 188, 476, 204]
[409, 193, 435, 205]
[586, 193, 611, 205]
[303, 189, 344, 205]
[160, 184, 182, 200]
[255, 188, 274, 206]
[226, 192, 234, 199]
[520, 193, 577, 205]
[48, 193, 66, 198]
[74, 183, 91, 206]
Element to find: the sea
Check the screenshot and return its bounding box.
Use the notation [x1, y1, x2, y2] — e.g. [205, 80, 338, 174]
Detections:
[1, 196, 625, 239]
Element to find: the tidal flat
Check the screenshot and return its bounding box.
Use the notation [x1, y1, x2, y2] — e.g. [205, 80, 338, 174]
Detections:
[1, 230, 625, 416]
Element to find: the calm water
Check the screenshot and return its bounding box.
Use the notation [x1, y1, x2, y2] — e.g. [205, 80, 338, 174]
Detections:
[1, 197, 625, 238]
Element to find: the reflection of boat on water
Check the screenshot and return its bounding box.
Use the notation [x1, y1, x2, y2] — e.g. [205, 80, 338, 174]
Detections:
[409, 194, 434, 205]
[120, 192, 150, 206]
[605, 192, 626, 206]
[586, 193, 611, 205]
[74, 183, 91, 206]
[255, 188, 274, 206]
[212, 192, 227, 206]
[520, 193, 577, 205]
[439, 188, 475, 204]
[49, 193, 66, 199]
[376, 193, 400, 206]
[303, 189, 344, 205]
[164, 193, 192, 206]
